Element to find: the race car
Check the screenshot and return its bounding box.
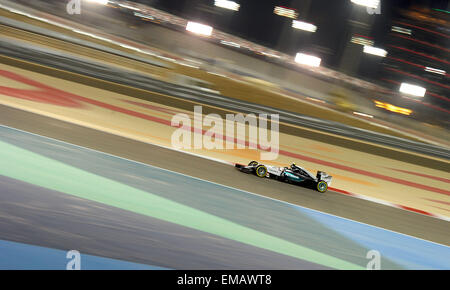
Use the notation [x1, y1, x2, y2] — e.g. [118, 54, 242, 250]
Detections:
[235, 161, 332, 193]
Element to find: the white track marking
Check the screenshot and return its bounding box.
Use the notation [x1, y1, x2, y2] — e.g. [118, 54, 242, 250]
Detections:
[0, 124, 448, 247]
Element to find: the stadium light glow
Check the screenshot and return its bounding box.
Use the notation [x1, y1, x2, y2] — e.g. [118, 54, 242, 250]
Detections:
[351, 36, 374, 46]
[295, 53, 321, 67]
[432, 8, 450, 14]
[292, 20, 317, 32]
[306, 97, 326, 104]
[424, 67, 446, 75]
[274, 6, 298, 19]
[118, 3, 141, 11]
[85, 0, 109, 5]
[134, 12, 154, 21]
[353, 111, 374, 118]
[261, 52, 281, 58]
[350, 0, 380, 9]
[374, 101, 412, 116]
[214, 0, 240, 11]
[363, 46, 387, 57]
[220, 40, 240, 48]
[399, 83, 426, 97]
[186, 21, 213, 36]
[391, 26, 412, 35]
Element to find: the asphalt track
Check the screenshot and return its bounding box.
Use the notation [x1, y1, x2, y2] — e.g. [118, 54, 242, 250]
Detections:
[2, 120, 450, 270]
[0, 176, 328, 269]
[1, 105, 448, 248]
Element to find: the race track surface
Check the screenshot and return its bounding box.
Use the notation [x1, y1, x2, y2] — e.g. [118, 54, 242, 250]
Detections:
[0, 106, 449, 270]
[1, 105, 448, 246]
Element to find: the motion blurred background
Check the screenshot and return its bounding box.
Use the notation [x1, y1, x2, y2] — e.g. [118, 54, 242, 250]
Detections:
[12, 0, 449, 140]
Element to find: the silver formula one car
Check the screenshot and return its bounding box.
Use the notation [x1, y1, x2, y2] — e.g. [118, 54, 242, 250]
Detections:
[235, 161, 332, 193]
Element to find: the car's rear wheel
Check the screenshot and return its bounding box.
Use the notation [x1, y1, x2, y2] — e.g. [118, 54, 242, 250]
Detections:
[317, 181, 328, 193]
[255, 165, 268, 178]
[248, 160, 259, 166]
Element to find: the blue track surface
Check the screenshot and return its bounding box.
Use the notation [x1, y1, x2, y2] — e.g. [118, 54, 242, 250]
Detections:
[0, 239, 167, 270]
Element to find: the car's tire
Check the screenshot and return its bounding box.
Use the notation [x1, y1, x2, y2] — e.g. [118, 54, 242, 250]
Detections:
[316, 181, 328, 193]
[248, 160, 259, 166]
[255, 165, 268, 178]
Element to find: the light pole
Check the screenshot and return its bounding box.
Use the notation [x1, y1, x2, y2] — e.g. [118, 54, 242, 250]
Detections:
[339, 0, 378, 77]
[274, 0, 312, 54]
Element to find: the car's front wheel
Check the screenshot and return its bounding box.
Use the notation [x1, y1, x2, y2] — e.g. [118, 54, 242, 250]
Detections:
[255, 165, 268, 178]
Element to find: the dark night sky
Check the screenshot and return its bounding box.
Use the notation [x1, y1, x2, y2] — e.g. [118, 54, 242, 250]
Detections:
[133, 0, 448, 68]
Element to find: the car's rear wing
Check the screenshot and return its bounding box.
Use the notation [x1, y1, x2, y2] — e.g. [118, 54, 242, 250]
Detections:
[317, 171, 332, 185]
